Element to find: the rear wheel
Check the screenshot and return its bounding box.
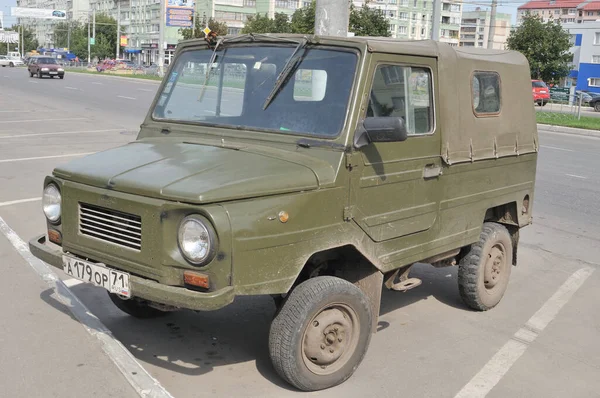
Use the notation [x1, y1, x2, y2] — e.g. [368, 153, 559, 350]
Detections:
[107, 292, 168, 319]
[458, 223, 513, 311]
[594, 102, 600, 112]
[269, 276, 373, 391]
[9, 62, 14, 67]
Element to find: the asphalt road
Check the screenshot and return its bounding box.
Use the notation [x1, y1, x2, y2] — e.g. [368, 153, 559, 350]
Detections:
[1, 67, 599, 398]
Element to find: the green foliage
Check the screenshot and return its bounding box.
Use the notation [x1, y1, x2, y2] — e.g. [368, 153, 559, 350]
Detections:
[179, 16, 228, 40]
[348, 4, 391, 37]
[290, 1, 315, 34]
[506, 14, 572, 84]
[51, 13, 121, 60]
[240, 0, 390, 36]
[6, 25, 39, 52]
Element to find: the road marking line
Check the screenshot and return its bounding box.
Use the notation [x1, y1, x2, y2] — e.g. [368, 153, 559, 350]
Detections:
[454, 266, 594, 398]
[0, 197, 41, 207]
[566, 174, 588, 179]
[117, 95, 136, 100]
[92, 82, 103, 85]
[65, 86, 79, 90]
[0, 217, 174, 398]
[0, 110, 54, 113]
[0, 128, 126, 139]
[28, 81, 38, 84]
[540, 145, 574, 152]
[0, 118, 87, 124]
[63, 278, 84, 288]
[137, 88, 154, 92]
[0, 152, 94, 163]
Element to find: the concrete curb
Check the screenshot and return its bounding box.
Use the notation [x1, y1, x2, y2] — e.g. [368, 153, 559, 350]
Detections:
[537, 123, 600, 138]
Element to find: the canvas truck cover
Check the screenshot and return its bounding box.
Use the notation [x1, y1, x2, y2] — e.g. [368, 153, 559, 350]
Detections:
[363, 38, 539, 164]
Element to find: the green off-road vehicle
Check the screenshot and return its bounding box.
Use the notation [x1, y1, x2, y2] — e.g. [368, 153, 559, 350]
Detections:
[30, 34, 538, 391]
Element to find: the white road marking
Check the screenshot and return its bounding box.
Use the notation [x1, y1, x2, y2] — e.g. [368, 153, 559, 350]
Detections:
[0, 152, 94, 163]
[0, 117, 87, 124]
[117, 95, 136, 100]
[0, 109, 53, 113]
[540, 145, 574, 152]
[0, 197, 41, 207]
[65, 86, 79, 90]
[91, 82, 103, 85]
[137, 88, 154, 92]
[566, 174, 588, 179]
[28, 81, 38, 84]
[0, 217, 174, 398]
[0, 128, 126, 139]
[63, 278, 84, 288]
[454, 266, 594, 398]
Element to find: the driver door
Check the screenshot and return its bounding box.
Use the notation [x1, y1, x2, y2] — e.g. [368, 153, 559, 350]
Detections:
[350, 54, 443, 269]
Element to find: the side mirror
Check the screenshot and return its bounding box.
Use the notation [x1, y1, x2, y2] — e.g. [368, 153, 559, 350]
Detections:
[353, 117, 408, 149]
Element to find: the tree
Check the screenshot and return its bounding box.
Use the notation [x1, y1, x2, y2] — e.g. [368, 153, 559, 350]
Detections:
[349, 4, 391, 37]
[52, 13, 120, 60]
[179, 16, 228, 40]
[6, 25, 39, 52]
[506, 14, 572, 84]
[240, 1, 390, 37]
[290, 1, 315, 34]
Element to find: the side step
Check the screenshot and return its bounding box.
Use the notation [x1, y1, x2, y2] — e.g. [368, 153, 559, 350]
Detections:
[384, 266, 422, 292]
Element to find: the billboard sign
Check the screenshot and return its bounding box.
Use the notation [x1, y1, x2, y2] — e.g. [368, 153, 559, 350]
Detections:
[11, 7, 67, 19]
[166, 0, 193, 28]
[120, 36, 128, 46]
[0, 31, 19, 43]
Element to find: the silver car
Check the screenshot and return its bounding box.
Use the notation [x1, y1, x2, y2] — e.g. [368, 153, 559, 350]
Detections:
[0, 55, 24, 67]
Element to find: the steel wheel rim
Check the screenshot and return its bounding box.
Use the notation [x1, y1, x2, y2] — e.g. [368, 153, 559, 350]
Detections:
[484, 243, 506, 289]
[302, 303, 360, 376]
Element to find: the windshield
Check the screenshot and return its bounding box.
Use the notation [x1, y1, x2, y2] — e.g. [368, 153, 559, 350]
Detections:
[152, 45, 358, 138]
[532, 81, 547, 88]
[38, 58, 58, 64]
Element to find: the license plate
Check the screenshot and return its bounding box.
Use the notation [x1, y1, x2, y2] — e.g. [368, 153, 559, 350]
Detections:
[62, 255, 131, 297]
[50, 71, 58, 74]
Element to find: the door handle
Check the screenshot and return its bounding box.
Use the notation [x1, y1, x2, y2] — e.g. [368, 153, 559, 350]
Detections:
[423, 164, 442, 179]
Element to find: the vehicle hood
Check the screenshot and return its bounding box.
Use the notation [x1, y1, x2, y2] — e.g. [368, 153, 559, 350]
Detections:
[52, 139, 336, 204]
[37, 63, 60, 68]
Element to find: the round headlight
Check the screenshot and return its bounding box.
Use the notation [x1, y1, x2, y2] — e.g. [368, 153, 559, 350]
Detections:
[43, 184, 61, 223]
[178, 216, 216, 265]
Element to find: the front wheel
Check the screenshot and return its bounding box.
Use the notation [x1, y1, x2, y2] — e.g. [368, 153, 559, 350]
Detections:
[458, 222, 513, 311]
[594, 102, 600, 112]
[269, 276, 373, 391]
[9, 62, 14, 67]
[107, 292, 168, 319]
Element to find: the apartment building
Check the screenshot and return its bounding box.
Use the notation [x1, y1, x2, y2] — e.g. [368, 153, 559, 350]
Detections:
[460, 8, 511, 49]
[560, 21, 600, 89]
[354, 0, 462, 45]
[517, 0, 593, 24]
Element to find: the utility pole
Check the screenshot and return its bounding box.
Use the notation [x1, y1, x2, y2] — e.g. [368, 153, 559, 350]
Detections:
[431, 0, 441, 40]
[93, 9, 96, 41]
[87, 12, 91, 63]
[314, 0, 348, 37]
[116, 3, 120, 59]
[159, 0, 165, 75]
[67, 14, 71, 52]
[192, 4, 197, 38]
[487, 0, 498, 49]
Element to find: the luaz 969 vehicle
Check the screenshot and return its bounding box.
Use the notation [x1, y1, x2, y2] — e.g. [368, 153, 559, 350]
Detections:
[30, 33, 538, 391]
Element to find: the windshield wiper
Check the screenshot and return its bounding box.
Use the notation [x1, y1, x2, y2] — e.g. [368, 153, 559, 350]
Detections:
[198, 37, 224, 102]
[262, 37, 308, 111]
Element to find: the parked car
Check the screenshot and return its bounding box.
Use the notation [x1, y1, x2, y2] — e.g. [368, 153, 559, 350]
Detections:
[588, 93, 600, 111]
[27, 56, 65, 79]
[29, 35, 538, 392]
[0, 55, 24, 67]
[532, 79, 550, 106]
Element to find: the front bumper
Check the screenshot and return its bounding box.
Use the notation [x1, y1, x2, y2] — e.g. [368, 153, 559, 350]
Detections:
[40, 70, 64, 76]
[29, 234, 235, 311]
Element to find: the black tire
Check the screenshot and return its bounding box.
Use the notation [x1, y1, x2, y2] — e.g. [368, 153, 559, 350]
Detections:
[37, 71, 42, 79]
[107, 292, 168, 319]
[59, 75, 64, 79]
[29, 70, 33, 77]
[269, 276, 373, 392]
[594, 102, 600, 112]
[9, 62, 14, 67]
[458, 222, 513, 311]
[540, 101, 547, 107]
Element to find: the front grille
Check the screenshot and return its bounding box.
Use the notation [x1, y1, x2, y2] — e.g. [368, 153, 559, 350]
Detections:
[79, 203, 142, 250]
